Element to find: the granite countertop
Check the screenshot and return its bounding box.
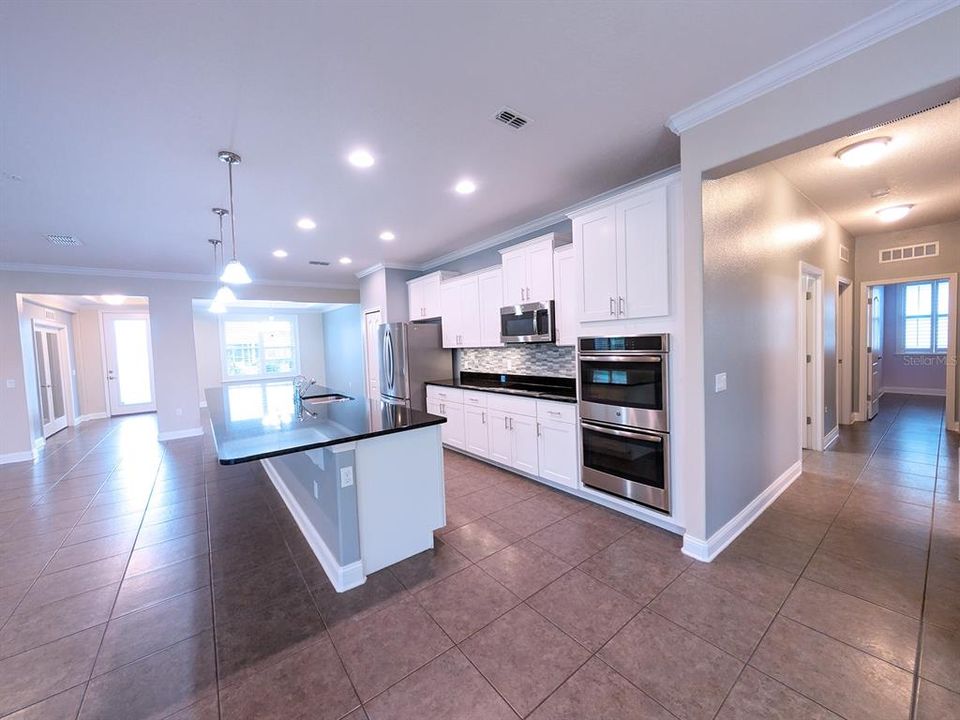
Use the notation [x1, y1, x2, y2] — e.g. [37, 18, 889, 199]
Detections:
[425, 371, 577, 403]
[205, 380, 445, 465]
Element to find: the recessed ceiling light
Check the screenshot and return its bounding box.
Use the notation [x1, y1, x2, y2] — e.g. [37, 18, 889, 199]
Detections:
[347, 149, 375, 168]
[454, 178, 477, 195]
[273, 249, 288, 258]
[101, 295, 126, 305]
[876, 204, 913, 223]
[296, 218, 316, 230]
[836, 137, 891, 167]
[339, 256, 352, 265]
[379, 231, 395, 241]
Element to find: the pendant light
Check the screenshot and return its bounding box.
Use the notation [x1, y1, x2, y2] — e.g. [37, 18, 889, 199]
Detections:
[218, 150, 252, 285]
[210, 208, 237, 307]
[208, 236, 231, 313]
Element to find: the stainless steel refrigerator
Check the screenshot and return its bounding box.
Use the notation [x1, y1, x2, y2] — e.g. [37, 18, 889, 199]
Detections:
[378, 322, 452, 411]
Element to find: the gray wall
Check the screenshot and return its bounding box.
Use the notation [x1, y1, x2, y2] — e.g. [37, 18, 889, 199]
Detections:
[322, 304, 364, 397]
[702, 164, 853, 537]
[429, 219, 572, 275]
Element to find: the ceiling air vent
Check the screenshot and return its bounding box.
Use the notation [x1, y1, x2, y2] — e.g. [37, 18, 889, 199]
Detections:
[493, 107, 529, 130]
[839, 245, 850, 263]
[879, 241, 939, 264]
[46, 234, 82, 247]
[851, 98, 955, 136]
[308, 260, 330, 266]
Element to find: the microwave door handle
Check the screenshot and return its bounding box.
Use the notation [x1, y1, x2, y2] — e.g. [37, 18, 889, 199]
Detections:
[581, 420, 664, 444]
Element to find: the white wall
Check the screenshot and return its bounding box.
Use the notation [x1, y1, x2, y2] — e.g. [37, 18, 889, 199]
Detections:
[0, 268, 358, 457]
[74, 307, 107, 417]
[676, 8, 960, 547]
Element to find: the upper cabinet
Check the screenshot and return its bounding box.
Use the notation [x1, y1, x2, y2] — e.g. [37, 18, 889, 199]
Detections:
[499, 232, 568, 305]
[571, 181, 671, 322]
[407, 271, 458, 321]
[553, 245, 577, 346]
[440, 267, 502, 349]
[476, 268, 503, 347]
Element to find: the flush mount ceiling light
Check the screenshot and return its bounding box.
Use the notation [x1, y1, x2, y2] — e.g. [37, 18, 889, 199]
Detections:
[101, 295, 126, 305]
[347, 148, 375, 168]
[273, 249, 288, 258]
[379, 230, 395, 241]
[454, 178, 477, 195]
[835, 137, 892, 167]
[217, 151, 252, 285]
[296, 218, 316, 230]
[339, 256, 352, 265]
[876, 204, 914, 223]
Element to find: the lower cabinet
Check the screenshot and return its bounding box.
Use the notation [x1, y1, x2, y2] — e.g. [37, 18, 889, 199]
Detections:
[428, 398, 465, 450]
[537, 417, 578, 488]
[511, 414, 540, 476]
[464, 405, 489, 456]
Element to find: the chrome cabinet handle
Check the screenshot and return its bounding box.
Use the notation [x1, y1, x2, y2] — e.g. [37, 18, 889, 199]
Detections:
[536, 421, 541, 437]
[547, 410, 561, 416]
[504, 416, 508, 429]
[509, 417, 514, 430]
[619, 296, 625, 315]
[481, 412, 486, 424]
[609, 297, 615, 315]
[526, 286, 531, 300]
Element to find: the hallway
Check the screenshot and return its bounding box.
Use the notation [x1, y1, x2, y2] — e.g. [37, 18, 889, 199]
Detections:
[0, 395, 956, 719]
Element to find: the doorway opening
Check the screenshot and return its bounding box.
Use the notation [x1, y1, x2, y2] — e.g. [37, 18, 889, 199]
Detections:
[799, 262, 824, 451]
[101, 311, 157, 416]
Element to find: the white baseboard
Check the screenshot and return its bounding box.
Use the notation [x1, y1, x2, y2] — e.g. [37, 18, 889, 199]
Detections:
[33, 437, 46, 456]
[823, 425, 840, 449]
[880, 386, 947, 397]
[77, 412, 108, 424]
[0, 450, 34, 465]
[850, 412, 863, 423]
[261, 459, 366, 592]
[156, 427, 204, 442]
[681, 459, 803, 563]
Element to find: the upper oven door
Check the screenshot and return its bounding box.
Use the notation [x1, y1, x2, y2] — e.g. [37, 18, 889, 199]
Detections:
[500, 301, 554, 343]
[578, 353, 668, 431]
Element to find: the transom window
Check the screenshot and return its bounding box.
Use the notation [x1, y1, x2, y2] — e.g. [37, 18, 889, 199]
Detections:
[898, 280, 949, 354]
[221, 316, 299, 380]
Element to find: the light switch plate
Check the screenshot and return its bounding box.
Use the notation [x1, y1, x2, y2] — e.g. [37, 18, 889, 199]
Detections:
[715, 373, 727, 393]
[339, 466, 354, 488]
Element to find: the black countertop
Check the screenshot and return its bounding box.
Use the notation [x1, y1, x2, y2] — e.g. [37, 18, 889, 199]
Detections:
[205, 380, 446, 465]
[425, 372, 577, 403]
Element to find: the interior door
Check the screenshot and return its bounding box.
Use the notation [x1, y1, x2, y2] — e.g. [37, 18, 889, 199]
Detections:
[33, 325, 68, 437]
[364, 309, 382, 399]
[866, 285, 884, 420]
[102, 312, 156, 416]
[803, 275, 817, 449]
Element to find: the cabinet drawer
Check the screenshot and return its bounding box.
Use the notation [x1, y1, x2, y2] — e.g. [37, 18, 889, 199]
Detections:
[462, 390, 488, 408]
[536, 400, 577, 424]
[486, 392, 537, 417]
[427, 386, 463, 405]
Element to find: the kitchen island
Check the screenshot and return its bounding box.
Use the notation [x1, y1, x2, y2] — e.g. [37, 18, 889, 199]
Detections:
[205, 380, 446, 591]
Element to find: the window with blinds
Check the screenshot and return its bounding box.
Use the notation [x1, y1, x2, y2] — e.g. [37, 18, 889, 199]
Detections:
[899, 280, 949, 354]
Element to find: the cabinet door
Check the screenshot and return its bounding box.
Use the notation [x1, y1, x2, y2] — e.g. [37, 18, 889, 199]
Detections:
[440, 402, 465, 449]
[487, 410, 512, 465]
[427, 398, 442, 416]
[501, 250, 527, 305]
[618, 185, 669, 319]
[537, 419, 578, 488]
[459, 277, 481, 347]
[422, 275, 442, 319]
[510, 414, 540, 476]
[575, 205, 619, 322]
[525, 239, 555, 302]
[439, 281, 460, 348]
[408, 281, 424, 321]
[553, 246, 576, 346]
[477, 269, 503, 347]
[464, 406, 489, 458]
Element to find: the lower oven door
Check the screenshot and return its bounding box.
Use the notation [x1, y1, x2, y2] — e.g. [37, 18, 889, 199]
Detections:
[580, 420, 669, 513]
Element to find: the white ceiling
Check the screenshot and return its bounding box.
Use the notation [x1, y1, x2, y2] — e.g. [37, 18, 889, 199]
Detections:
[0, 0, 896, 286]
[773, 98, 960, 237]
[189, 299, 347, 314]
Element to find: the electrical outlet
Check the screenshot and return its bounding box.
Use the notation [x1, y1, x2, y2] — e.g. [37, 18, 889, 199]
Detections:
[715, 373, 727, 393]
[339, 466, 355, 488]
[506, 359, 514, 371]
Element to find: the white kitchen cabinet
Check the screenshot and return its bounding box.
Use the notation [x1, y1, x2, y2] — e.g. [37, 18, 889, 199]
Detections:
[407, 271, 458, 321]
[537, 417, 578, 488]
[439, 281, 460, 348]
[571, 181, 670, 322]
[477, 268, 503, 347]
[438, 400, 465, 450]
[498, 233, 569, 305]
[487, 409, 512, 465]
[464, 405, 489, 457]
[553, 245, 577, 346]
[440, 274, 483, 348]
[511, 414, 540, 476]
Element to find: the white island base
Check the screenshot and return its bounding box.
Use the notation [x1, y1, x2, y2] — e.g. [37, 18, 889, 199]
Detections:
[260, 424, 445, 592]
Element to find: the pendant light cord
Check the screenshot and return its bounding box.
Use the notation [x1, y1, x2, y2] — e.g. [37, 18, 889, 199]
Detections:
[227, 161, 238, 261]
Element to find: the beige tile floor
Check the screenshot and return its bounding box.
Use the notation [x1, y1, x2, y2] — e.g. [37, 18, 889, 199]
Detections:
[0, 393, 956, 719]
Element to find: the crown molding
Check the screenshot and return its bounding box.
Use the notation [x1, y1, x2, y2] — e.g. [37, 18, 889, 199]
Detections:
[0, 262, 359, 290]
[667, 0, 960, 135]
[354, 262, 423, 280]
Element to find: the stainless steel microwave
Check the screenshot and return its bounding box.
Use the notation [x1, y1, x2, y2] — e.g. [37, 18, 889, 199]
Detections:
[500, 301, 554, 343]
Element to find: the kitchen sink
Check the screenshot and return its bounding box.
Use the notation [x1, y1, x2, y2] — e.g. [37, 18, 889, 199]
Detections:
[302, 393, 352, 405]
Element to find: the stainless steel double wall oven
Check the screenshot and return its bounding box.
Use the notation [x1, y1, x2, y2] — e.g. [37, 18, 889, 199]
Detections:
[577, 334, 670, 512]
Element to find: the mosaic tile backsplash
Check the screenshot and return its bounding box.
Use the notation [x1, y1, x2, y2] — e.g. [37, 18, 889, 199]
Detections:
[457, 345, 576, 378]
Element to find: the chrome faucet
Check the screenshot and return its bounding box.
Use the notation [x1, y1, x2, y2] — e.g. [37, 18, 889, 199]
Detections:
[293, 376, 317, 419]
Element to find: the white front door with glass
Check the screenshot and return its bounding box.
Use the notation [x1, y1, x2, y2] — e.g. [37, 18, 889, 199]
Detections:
[103, 312, 156, 416]
[33, 324, 69, 438]
[221, 316, 299, 381]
